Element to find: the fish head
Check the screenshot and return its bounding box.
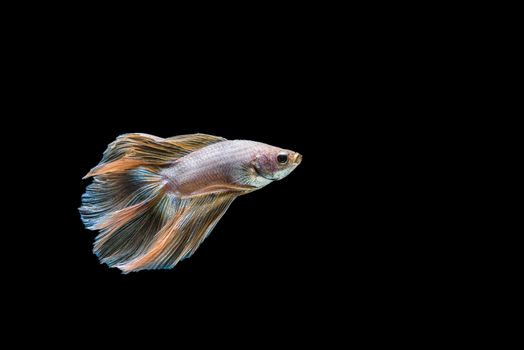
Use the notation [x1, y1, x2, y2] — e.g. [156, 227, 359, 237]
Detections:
[251, 145, 302, 183]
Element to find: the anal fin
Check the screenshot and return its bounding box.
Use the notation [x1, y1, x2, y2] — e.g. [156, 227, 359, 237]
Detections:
[116, 193, 237, 273]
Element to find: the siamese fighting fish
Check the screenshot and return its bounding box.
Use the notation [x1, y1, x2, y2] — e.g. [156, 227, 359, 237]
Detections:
[79, 133, 302, 273]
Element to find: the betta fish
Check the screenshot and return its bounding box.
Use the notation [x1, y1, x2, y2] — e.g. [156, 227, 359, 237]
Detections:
[79, 133, 302, 273]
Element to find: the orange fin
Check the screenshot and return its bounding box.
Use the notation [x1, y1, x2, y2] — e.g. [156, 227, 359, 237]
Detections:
[116, 193, 237, 273]
[84, 133, 226, 178]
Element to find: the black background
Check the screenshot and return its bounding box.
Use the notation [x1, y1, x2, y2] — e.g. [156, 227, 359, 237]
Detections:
[30, 70, 432, 327]
[8, 9, 454, 343]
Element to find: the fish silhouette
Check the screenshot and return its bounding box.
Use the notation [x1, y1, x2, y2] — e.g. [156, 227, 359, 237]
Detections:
[80, 133, 302, 273]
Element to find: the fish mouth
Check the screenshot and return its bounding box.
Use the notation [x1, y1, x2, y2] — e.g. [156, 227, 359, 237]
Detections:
[294, 153, 302, 165]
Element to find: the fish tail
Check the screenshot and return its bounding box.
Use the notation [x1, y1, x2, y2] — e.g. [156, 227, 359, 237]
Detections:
[80, 167, 174, 269]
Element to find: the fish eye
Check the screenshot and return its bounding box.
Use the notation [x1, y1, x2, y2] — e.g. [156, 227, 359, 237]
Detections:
[277, 152, 288, 164]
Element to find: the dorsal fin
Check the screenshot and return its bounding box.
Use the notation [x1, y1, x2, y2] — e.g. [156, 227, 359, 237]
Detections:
[166, 133, 227, 149]
[84, 133, 226, 178]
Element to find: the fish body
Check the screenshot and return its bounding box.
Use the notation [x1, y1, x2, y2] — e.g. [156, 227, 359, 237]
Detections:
[80, 133, 301, 273]
[162, 140, 300, 196]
